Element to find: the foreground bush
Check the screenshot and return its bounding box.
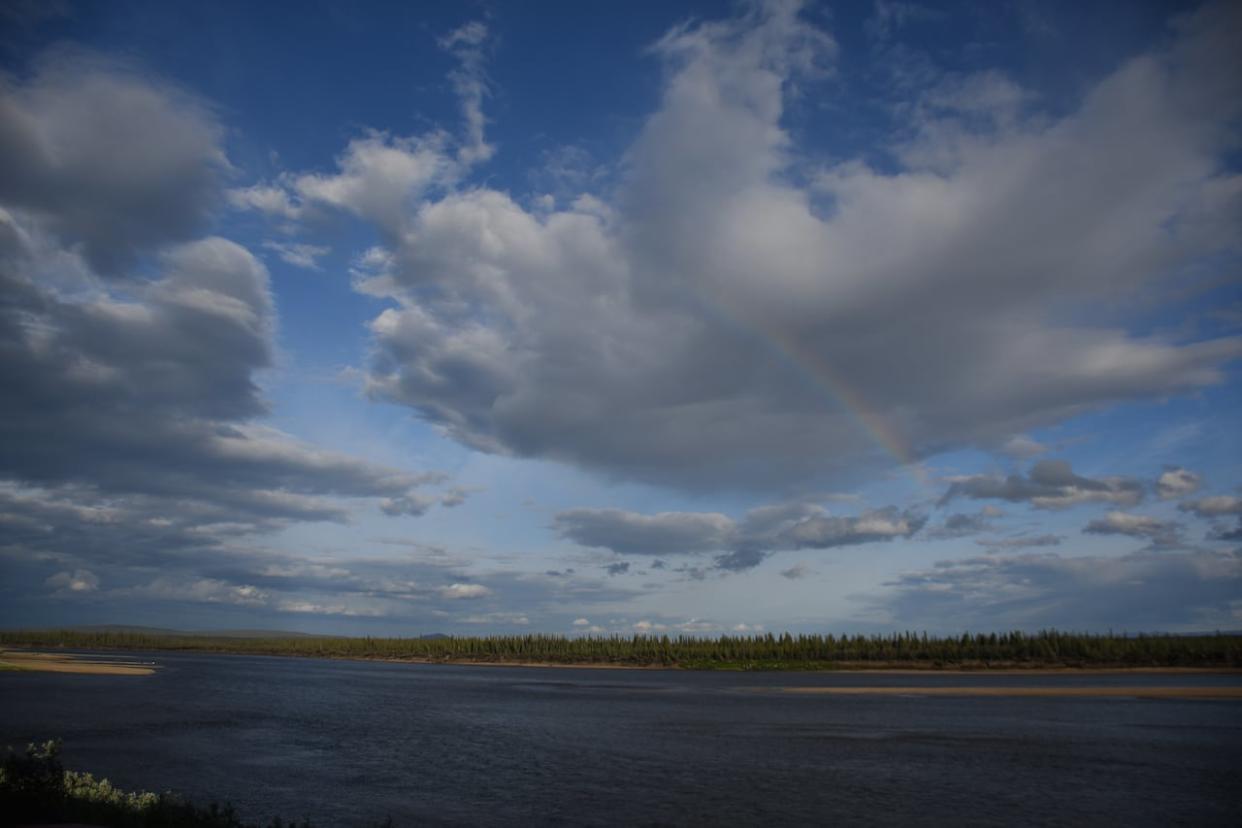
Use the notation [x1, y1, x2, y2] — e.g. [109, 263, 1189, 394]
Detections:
[0, 740, 387, 827]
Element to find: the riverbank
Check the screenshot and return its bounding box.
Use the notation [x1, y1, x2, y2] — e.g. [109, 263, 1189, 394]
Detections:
[0, 649, 155, 676]
[3, 628, 1239, 672]
[357, 656, 1242, 673]
[4, 646, 1242, 675]
[765, 685, 1242, 699]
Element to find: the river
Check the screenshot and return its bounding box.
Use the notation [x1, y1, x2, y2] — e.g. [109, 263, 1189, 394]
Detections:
[2, 651, 1240, 825]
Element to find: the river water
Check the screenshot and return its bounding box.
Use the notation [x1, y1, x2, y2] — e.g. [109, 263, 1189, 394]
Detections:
[2, 651, 1240, 826]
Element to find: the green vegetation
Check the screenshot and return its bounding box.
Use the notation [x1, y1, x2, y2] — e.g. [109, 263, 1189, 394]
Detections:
[0, 739, 381, 827]
[2, 628, 1239, 669]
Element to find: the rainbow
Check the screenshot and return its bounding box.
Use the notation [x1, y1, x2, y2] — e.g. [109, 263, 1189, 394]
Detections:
[686, 291, 927, 485]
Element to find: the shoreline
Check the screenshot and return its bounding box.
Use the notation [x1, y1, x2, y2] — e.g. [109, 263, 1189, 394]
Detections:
[363, 658, 1242, 675]
[766, 685, 1242, 699]
[0, 649, 156, 676]
[4, 646, 1240, 675]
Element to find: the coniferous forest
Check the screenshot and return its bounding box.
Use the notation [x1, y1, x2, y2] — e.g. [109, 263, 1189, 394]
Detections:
[2, 629, 1238, 669]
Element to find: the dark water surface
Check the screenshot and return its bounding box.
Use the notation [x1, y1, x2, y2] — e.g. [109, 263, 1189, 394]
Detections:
[2, 652, 1240, 826]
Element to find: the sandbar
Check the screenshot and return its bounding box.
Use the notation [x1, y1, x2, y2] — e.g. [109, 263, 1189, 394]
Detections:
[765, 685, 1242, 699]
[0, 649, 155, 676]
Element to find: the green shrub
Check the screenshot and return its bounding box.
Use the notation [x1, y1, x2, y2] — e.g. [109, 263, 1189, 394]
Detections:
[0, 739, 394, 827]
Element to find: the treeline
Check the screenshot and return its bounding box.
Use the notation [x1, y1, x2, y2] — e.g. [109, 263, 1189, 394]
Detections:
[3, 629, 1240, 668]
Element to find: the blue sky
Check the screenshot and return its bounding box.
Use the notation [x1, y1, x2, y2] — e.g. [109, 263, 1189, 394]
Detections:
[1, 0, 1239, 635]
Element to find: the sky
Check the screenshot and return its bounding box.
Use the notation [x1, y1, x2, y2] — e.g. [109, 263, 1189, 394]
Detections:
[1, 0, 1240, 637]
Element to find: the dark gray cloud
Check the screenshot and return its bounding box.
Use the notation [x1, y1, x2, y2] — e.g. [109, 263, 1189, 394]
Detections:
[289, 1, 1242, 493]
[975, 534, 1062, 551]
[1179, 495, 1242, 518]
[925, 510, 996, 539]
[879, 548, 1242, 631]
[943, 513, 989, 533]
[0, 224, 438, 512]
[0, 53, 228, 274]
[780, 563, 810, 580]
[940, 460, 1144, 510]
[1179, 494, 1242, 541]
[713, 547, 768, 573]
[0, 491, 639, 633]
[555, 500, 925, 571]
[554, 509, 734, 556]
[0, 55, 464, 621]
[379, 491, 441, 517]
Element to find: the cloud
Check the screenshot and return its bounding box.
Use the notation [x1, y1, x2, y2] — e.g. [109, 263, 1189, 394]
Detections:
[999, 435, 1048, 459]
[438, 487, 472, 508]
[275, 600, 386, 617]
[0, 52, 228, 274]
[1180, 494, 1242, 542]
[604, 561, 631, 577]
[438, 20, 494, 166]
[438, 582, 492, 600]
[1084, 511, 1182, 545]
[880, 548, 1242, 631]
[262, 241, 329, 270]
[1157, 467, 1201, 499]
[131, 576, 269, 607]
[1213, 524, 1242, 542]
[230, 19, 495, 234]
[302, 0, 1242, 493]
[766, 506, 925, 551]
[380, 492, 441, 517]
[0, 55, 469, 623]
[228, 185, 301, 219]
[555, 498, 924, 571]
[926, 510, 995, 539]
[45, 569, 98, 594]
[941, 460, 1144, 510]
[0, 224, 442, 519]
[293, 132, 455, 235]
[1179, 495, 1242, 518]
[975, 534, 1062, 551]
[780, 562, 810, 580]
[1, 482, 639, 632]
[554, 509, 734, 556]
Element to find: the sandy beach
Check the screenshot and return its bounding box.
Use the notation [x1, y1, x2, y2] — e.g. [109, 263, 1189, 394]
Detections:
[0, 649, 155, 676]
[767, 685, 1242, 700]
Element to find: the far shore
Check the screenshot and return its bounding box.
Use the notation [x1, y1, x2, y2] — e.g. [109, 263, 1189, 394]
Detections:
[361, 657, 1242, 675]
[4, 646, 1241, 675]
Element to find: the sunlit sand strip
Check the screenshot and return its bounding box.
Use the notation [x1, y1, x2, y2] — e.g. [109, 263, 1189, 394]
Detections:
[767, 686, 1242, 699]
[0, 649, 155, 676]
